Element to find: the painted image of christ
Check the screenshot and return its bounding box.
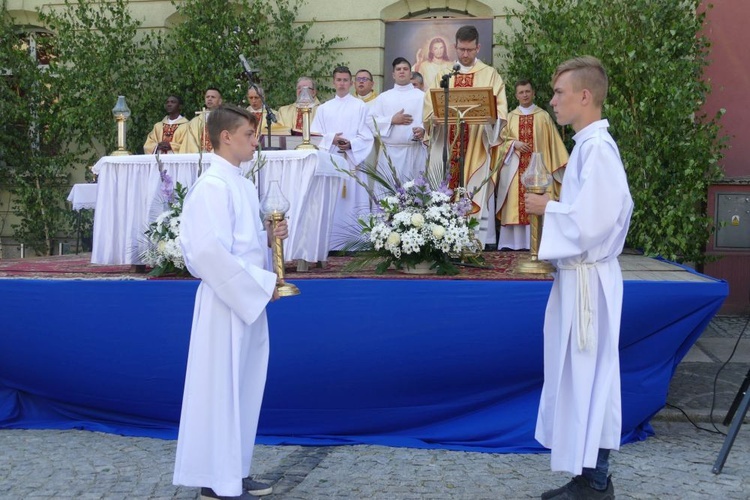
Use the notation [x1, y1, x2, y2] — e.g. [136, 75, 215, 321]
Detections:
[413, 36, 454, 87]
[382, 18, 492, 90]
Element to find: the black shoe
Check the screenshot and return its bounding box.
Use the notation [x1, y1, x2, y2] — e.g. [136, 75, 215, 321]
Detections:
[200, 487, 258, 500]
[541, 475, 614, 499]
[242, 477, 273, 496]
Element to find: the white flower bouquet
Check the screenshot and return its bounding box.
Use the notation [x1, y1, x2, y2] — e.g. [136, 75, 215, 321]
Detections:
[141, 169, 191, 277]
[358, 174, 480, 275]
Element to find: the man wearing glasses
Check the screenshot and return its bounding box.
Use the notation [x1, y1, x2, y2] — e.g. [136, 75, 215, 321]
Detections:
[353, 69, 378, 104]
[423, 24, 508, 249]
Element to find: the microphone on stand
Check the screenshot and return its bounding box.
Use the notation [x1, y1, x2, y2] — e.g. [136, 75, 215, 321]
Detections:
[239, 54, 259, 79]
[440, 64, 462, 88]
[266, 108, 278, 124]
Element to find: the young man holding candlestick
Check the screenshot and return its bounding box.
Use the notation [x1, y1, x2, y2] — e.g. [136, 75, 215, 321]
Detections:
[525, 56, 633, 500]
[173, 105, 287, 500]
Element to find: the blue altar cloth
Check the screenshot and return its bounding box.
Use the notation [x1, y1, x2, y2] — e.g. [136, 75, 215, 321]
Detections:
[0, 274, 727, 453]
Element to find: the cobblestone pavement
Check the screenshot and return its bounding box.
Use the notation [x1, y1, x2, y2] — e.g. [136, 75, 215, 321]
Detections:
[1, 316, 749, 500]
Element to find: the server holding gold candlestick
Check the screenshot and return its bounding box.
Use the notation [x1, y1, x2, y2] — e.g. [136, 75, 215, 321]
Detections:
[261, 180, 300, 296]
[516, 152, 555, 274]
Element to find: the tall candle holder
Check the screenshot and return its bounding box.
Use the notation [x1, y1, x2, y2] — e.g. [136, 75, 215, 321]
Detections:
[516, 152, 555, 274]
[261, 181, 300, 297]
[295, 86, 317, 150]
[110, 96, 131, 156]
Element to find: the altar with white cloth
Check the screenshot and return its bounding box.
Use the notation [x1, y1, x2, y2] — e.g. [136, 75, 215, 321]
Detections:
[90, 151, 345, 265]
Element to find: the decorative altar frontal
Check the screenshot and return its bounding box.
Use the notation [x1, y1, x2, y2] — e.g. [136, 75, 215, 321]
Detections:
[0, 256, 727, 453]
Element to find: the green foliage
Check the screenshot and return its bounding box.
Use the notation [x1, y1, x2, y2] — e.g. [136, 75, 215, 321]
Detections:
[166, 0, 345, 112]
[1, 0, 343, 253]
[498, 0, 726, 264]
[0, 1, 74, 255]
[38, 0, 168, 160]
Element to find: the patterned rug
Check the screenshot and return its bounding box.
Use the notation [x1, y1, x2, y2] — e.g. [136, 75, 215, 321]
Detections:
[286, 251, 553, 281]
[0, 254, 134, 279]
[0, 252, 553, 281]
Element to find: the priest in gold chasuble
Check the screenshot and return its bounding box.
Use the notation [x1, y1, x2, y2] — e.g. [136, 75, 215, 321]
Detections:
[496, 80, 569, 250]
[246, 85, 287, 139]
[183, 88, 223, 154]
[423, 25, 508, 248]
[143, 95, 189, 154]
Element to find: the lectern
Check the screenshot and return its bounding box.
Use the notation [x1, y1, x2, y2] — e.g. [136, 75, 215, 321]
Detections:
[430, 87, 497, 187]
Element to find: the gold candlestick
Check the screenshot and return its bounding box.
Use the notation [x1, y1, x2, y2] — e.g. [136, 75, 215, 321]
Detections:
[268, 211, 300, 296]
[295, 86, 317, 150]
[261, 181, 300, 297]
[110, 96, 131, 156]
[516, 152, 555, 274]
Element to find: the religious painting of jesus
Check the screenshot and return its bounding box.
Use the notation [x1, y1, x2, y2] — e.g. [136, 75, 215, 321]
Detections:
[383, 18, 493, 89]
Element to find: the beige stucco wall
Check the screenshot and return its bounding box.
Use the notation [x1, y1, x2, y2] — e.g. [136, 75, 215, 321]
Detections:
[6, 0, 517, 89]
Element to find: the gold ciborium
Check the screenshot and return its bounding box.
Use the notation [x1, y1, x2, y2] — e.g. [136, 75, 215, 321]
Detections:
[261, 181, 300, 297]
[295, 86, 317, 150]
[110, 96, 131, 156]
[516, 152, 555, 274]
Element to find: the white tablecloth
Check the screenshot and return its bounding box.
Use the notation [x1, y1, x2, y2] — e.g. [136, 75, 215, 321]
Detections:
[91, 151, 345, 265]
[67, 183, 98, 211]
[258, 150, 345, 263]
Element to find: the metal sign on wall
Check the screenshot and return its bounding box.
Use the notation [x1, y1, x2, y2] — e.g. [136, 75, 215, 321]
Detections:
[715, 192, 750, 250]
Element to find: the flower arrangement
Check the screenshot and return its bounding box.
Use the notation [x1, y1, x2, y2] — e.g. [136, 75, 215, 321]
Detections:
[357, 174, 480, 275]
[140, 155, 192, 277]
[141, 178, 190, 277]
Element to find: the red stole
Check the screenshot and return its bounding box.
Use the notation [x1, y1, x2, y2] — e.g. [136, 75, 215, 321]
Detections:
[517, 114, 534, 224]
[253, 111, 263, 138]
[292, 109, 304, 136]
[447, 73, 474, 190]
[162, 123, 179, 144]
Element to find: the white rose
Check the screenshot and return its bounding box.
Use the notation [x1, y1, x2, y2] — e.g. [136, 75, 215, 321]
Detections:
[411, 213, 425, 227]
[432, 225, 446, 239]
[386, 231, 401, 246]
[157, 240, 167, 253]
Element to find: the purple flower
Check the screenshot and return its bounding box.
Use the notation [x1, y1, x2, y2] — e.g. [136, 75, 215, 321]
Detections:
[438, 177, 454, 198]
[453, 196, 472, 217]
[160, 170, 175, 204]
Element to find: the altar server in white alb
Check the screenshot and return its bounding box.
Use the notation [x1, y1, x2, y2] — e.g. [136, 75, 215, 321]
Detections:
[312, 65, 374, 249]
[525, 56, 633, 500]
[173, 105, 288, 500]
[367, 57, 427, 192]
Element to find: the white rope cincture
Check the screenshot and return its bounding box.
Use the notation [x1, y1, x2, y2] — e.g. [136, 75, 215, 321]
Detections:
[558, 261, 596, 352]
